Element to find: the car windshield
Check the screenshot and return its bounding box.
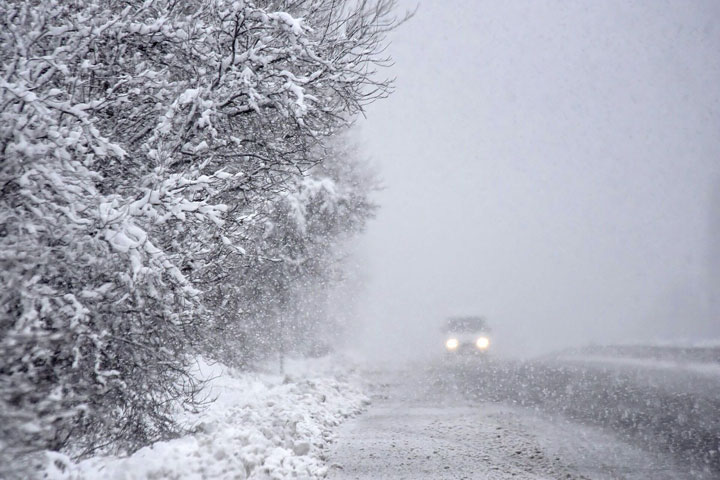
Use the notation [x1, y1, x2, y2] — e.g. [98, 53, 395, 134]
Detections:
[444, 317, 487, 333]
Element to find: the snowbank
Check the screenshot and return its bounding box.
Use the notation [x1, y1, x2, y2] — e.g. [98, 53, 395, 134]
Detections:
[43, 356, 369, 480]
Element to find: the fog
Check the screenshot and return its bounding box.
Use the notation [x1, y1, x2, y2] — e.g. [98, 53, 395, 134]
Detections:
[349, 0, 720, 360]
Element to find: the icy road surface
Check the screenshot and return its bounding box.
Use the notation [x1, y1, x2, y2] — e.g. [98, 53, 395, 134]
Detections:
[328, 357, 719, 480]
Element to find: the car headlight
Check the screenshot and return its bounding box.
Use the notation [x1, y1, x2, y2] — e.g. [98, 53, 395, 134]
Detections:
[475, 336, 490, 350]
[445, 338, 459, 350]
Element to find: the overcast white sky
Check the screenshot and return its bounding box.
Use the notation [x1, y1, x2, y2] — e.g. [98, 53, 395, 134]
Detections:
[348, 0, 720, 359]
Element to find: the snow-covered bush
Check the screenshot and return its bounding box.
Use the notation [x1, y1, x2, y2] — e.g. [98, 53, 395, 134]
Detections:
[1, 0, 402, 474]
[204, 140, 379, 365]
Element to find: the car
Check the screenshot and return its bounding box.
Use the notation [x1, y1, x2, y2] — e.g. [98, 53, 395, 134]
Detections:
[442, 316, 491, 355]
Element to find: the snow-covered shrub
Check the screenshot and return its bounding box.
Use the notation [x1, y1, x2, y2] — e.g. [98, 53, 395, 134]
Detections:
[204, 140, 379, 366]
[1, 0, 402, 473]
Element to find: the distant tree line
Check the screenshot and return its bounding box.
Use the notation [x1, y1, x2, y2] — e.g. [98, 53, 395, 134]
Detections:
[0, 0, 404, 475]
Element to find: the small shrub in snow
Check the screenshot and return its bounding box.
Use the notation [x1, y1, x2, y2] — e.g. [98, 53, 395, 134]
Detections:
[43, 359, 370, 480]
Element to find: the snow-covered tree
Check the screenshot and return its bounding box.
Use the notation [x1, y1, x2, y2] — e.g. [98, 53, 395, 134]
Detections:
[1, 0, 404, 472]
[203, 138, 378, 366]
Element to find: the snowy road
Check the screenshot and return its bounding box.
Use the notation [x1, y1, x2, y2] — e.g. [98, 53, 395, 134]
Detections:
[328, 354, 720, 479]
[462, 351, 720, 473]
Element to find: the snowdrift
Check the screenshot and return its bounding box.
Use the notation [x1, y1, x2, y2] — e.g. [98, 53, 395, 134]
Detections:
[43, 357, 369, 480]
